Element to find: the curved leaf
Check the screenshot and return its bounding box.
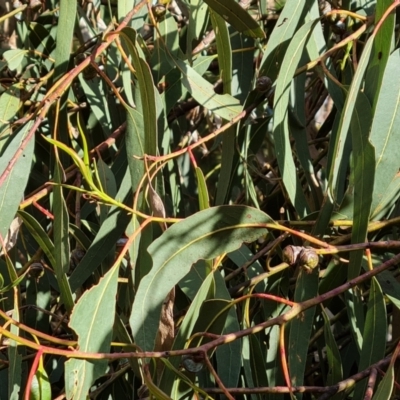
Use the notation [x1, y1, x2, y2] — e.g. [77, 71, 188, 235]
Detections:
[273, 20, 318, 217]
[353, 278, 387, 398]
[130, 205, 274, 351]
[203, 0, 265, 38]
[65, 264, 119, 400]
[0, 122, 34, 253]
[370, 49, 400, 220]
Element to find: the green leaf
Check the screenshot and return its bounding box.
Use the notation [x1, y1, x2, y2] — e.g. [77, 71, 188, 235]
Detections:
[8, 306, 22, 400]
[17, 211, 56, 269]
[29, 357, 52, 400]
[345, 287, 365, 353]
[78, 76, 113, 137]
[372, 363, 394, 400]
[186, 0, 209, 60]
[171, 56, 242, 120]
[120, 27, 158, 156]
[259, 0, 313, 80]
[288, 267, 319, 399]
[215, 271, 241, 391]
[3, 49, 28, 71]
[353, 278, 387, 399]
[348, 92, 374, 279]
[313, 25, 376, 235]
[68, 169, 132, 291]
[53, 0, 76, 81]
[242, 335, 257, 399]
[0, 122, 34, 253]
[195, 167, 210, 210]
[370, 49, 400, 220]
[203, 0, 265, 38]
[322, 310, 343, 385]
[160, 272, 215, 395]
[0, 84, 21, 142]
[65, 264, 119, 400]
[130, 205, 274, 351]
[210, 9, 236, 206]
[364, 0, 395, 111]
[376, 270, 400, 310]
[53, 164, 74, 310]
[273, 19, 318, 217]
[249, 334, 268, 389]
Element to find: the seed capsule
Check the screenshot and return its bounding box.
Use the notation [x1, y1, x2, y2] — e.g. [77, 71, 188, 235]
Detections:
[282, 245, 303, 265]
[181, 354, 204, 373]
[298, 247, 319, 270]
[256, 76, 272, 93]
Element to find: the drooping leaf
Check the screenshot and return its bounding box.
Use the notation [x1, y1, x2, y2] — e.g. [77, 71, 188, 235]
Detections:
[3, 49, 27, 71]
[120, 27, 158, 156]
[273, 19, 318, 217]
[288, 266, 319, 399]
[353, 278, 387, 399]
[52, 0, 76, 81]
[259, 0, 314, 80]
[372, 363, 394, 400]
[130, 205, 274, 351]
[68, 169, 132, 291]
[161, 272, 215, 395]
[17, 211, 56, 269]
[53, 163, 74, 310]
[322, 309, 343, 386]
[370, 49, 400, 220]
[29, 353, 52, 400]
[313, 26, 376, 235]
[347, 92, 374, 279]
[0, 122, 34, 253]
[65, 264, 119, 400]
[203, 0, 265, 38]
[0, 84, 21, 144]
[170, 56, 242, 120]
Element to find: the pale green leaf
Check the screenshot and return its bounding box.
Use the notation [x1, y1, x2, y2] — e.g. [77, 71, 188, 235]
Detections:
[203, 0, 265, 38]
[65, 265, 119, 400]
[130, 205, 274, 351]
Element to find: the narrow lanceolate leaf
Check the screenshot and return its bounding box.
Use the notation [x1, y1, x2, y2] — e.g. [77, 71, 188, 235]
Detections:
[353, 278, 387, 399]
[130, 205, 274, 351]
[259, 0, 314, 80]
[160, 272, 215, 395]
[53, 0, 76, 80]
[65, 265, 119, 400]
[8, 303, 22, 400]
[0, 122, 34, 253]
[372, 363, 394, 400]
[215, 271, 241, 392]
[30, 354, 52, 400]
[120, 27, 158, 156]
[322, 310, 343, 386]
[17, 211, 57, 271]
[348, 93, 374, 279]
[195, 167, 210, 210]
[53, 164, 74, 311]
[288, 266, 319, 399]
[203, 0, 264, 38]
[0, 84, 21, 144]
[364, 0, 395, 111]
[370, 49, 400, 220]
[273, 20, 318, 217]
[2, 49, 27, 71]
[69, 169, 131, 292]
[171, 56, 242, 120]
[210, 9, 236, 206]
[313, 27, 376, 235]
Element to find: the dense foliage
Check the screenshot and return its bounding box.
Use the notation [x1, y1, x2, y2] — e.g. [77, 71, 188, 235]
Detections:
[1, 0, 400, 399]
